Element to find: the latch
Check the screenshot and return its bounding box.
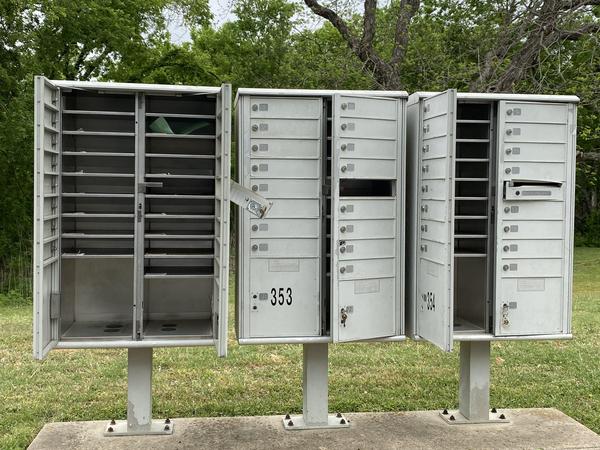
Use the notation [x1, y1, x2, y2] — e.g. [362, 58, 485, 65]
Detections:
[340, 305, 353, 327]
[230, 181, 272, 218]
[138, 181, 163, 193]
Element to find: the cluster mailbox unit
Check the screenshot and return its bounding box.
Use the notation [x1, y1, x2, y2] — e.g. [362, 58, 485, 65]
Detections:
[235, 88, 408, 428]
[406, 90, 578, 422]
[33, 77, 233, 434]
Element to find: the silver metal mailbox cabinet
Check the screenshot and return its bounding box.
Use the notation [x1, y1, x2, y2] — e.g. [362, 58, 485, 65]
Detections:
[406, 90, 578, 423]
[33, 77, 232, 435]
[235, 88, 408, 429]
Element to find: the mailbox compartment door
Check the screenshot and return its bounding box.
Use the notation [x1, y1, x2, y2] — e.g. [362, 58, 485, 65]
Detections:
[33, 76, 61, 359]
[331, 94, 401, 342]
[495, 100, 574, 336]
[240, 96, 323, 339]
[415, 90, 456, 352]
[213, 84, 231, 356]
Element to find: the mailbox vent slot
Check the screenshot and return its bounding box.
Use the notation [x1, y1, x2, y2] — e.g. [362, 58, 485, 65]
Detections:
[339, 179, 395, 197]
[453, 101, 494, 334]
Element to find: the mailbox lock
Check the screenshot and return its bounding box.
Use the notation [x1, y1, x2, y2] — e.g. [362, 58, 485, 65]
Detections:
[506, 109, 513, 116]
[341, 144, 347, 151]
[340, 267, 346, 273]
[341, 165, 347, 173]
[340, 246, 346, 253]
[504, 226, 510, 232]
[252, 225, 258, 231]
[341, 308, 348, 327]
[340, 226, 347, 233]
[252, 124, 258, 132]
[503, 265, 509, 271]
[502, 303, 510, 327]
[515, 190, 520, 196]
[341, 123, 347, 130]
[340, 205, 347, 213]
[506, 129, 513, 135]
[252, 244, 258, 251]
[505, 148, 512, 155]
[252, 144, 258, 152]
[504, 207, 510, 213]
[505, 168, 511, 174]
[252, 165, 258, 172]
[252, 185, 258, 192]
[503, 245, 510, 252]
[341, 103, 347, 110]
[252, 104, 258, 111]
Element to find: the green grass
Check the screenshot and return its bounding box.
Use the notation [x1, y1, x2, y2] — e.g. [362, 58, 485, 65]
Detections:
[1, 248, 599, 449]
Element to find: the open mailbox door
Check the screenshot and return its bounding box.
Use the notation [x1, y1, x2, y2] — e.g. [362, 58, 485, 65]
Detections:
[331, 93, 402, 342]
[33, 76, 61, 359]
[213, 84, 232, 356]
[415, 89, 456, 352]
[494, 100, 573, 336]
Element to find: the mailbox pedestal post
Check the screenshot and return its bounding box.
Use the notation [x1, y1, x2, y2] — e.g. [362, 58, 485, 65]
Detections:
[104, 348, 174, 436]
[441, 341, 508, 424]
[283, 344, 350, 430]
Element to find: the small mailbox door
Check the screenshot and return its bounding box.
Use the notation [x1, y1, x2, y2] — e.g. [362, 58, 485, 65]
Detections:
[331, 94, 400, 342]
[213, 84, 231, 356]
[494, 100, 572, 336]
[33, 76, 61, 359]
[416, 90, 456, 352]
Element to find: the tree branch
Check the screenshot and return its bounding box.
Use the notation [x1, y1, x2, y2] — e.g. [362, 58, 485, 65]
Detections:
[559, 22, 600, 40]
[577, 151, 600, 162]
[390, 0, 420, 66]
[303, 0, 360, 52]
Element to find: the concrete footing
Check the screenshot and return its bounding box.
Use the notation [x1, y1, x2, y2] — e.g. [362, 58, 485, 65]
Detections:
[29, 408, 600, 450]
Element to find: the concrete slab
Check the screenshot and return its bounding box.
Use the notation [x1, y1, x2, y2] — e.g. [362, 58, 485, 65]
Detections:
[28, 408, 600, 450]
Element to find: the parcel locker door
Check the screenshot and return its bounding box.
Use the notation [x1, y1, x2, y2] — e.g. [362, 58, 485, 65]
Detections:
[416, 90, 456, 352]
[331, 94, 400, 342]
[213, 84, 231, 356]
[33, 76, 61, 359]
[494, 100, 573, 336]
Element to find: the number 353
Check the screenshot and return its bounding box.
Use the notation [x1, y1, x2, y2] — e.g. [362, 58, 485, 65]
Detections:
[270, 287, 292, 306]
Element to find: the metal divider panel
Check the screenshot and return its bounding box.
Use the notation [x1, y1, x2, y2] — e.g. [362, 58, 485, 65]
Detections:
[416, 90, 456, 352]
[33, 76, 61, 359]
[494, 100, 571, 336]
[214, 84, 232, 356]
[331, 94, 400, 342]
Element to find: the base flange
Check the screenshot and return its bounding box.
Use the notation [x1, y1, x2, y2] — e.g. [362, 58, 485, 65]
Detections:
[104, 419, 174, 436]
[439, 409, 509, 425]
[282, 414, 350, 430]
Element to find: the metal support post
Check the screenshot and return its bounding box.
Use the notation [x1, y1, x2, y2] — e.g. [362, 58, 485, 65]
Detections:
[283, 344, 349, 430]
[440, 341, 508, 424]
[105, 348, 174, 436]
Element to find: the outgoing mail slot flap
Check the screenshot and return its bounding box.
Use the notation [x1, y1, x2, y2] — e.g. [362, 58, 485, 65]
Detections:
[504, 180, 564, 201]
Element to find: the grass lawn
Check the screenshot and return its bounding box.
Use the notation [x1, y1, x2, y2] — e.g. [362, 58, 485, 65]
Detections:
[1, 248, 599, 449]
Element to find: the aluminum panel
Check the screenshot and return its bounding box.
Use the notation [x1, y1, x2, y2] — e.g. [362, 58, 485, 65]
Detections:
[338, 238, 396, 260]
[420, 157, 448, 180]
[496, 278, 564, 335]
[249, 258, 320, 337]
[500, 239, 563, 259]
[250, 218, 320, 238]
[502, 162, 566, 183]
[249, 97, 321, 118]
[337, 278, 396, 341]
[500, 201, 564, 220]
[337, 118, 397, 140]
[503, 122, 567, 143]
[250, 178, 319, 199]
[415, 89, 456, 352]
[337, 198, 396, 220]
[502, 102, 568, 124]
[250, 238, 320, 258]
[337, 96, 397, 119]
[338, 158, 396, 179]
[500, 220, 564, 240]
[249, 159, 319, 179]
[337, 219, 395, 239]
[338, 138, 397, 160]
[500, 258, 563, 278]
[249, 138, 320, 159]
[503, 142, 566, 163]
[338, 258, 396, 280]
[250, 118, 320, 139]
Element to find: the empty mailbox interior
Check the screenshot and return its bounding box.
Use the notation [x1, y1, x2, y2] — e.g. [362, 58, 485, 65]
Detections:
[33, 78, 231, 358]
[407, 90, 577, 351]
[236, 90, 407, 343]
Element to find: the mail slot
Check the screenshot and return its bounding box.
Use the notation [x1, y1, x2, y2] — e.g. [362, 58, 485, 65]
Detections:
[250, 179, 319, 199]
[250, 97, 321, 119]
[250, 118, 320, 139]
[338, 258, 396, 280]
[337, 138, 397, 160]
[250, 218, 320, 238]
[503, 142, 566, 163]
[500, 220, 564, 240]
[249, 138, 321, 159]
[338, 158, 397, 179]
[338, 238, 396, 260]
[338, 219, 395, 239]
[502, 162, 566, 183]
[338, 198, 396, 219]
[503, 102, 568, 124]
[504, 182, 564, 201]
[249, 159, 320, 179]
[250, 238, 320, 258]
[500, 239, 563, 259]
